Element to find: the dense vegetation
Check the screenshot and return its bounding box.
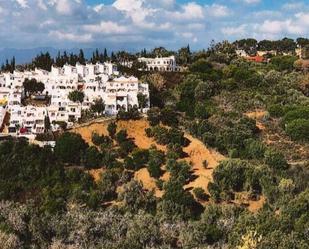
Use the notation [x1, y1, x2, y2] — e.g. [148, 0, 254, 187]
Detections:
[1, 39, 309, 248]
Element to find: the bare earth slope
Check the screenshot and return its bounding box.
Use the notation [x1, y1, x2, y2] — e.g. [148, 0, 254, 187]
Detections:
[72, 118, 264, 212]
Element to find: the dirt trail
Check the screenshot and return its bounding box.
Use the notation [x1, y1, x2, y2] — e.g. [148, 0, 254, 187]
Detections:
[245, 110, 267, 130]
[248, 196, 266, 213]
[88, 168, 105, 182]
[183, 134, 225, 193]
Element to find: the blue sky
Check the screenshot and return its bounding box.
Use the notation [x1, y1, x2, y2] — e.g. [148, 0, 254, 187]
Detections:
[1, 0, 309, 51]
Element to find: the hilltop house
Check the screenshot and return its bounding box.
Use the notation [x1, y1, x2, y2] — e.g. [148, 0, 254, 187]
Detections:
[257, 50, 277, 57]
[236, 49, 249, 57]
[138, 56, 179, 72]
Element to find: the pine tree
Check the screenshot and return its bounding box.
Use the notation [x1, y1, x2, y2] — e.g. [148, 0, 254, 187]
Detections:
[11, 57, 16, 73]
[103, 48, 108, 61]
[111, 52, 116, 62]
[78, 49, 85, 64]
[55, 51, 61, 67]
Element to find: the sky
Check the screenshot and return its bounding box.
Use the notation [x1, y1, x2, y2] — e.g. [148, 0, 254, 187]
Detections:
[1, 0, 309, 51]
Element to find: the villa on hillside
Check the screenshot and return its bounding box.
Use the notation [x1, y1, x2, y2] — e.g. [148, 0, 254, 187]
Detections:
[138, 56, 180, 72]
[257, 50, 277, 57]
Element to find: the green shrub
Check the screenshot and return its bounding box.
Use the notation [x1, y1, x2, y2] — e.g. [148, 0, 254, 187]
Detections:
[194, 102, 211, 119]
[147, 107, 161, 126]
[155, 179, 164, 190]
[193, 188, 209, 201]
[131, 148, 149, 170]
[107, 122, 117, 138]
[286, 119, 309, 142]
[189, 59, 213, 73]
[160, 107, 178, 127]
[271, 55, 298, 71]
[244, 139, 266, 159]
[117, 107, 141, 120]
[116, 129, 129, 144]
[264, 149, 288, 170]
[118, 140, 136, 157]
[55, 133, 88, 165]
[92, 133, 112, 148]
[148, 147, 165, 178]
[268, 104, 285, 118]
[213, 159, 247, 192]
[283, 107, 309, 125]
[84, 146, 102, 169]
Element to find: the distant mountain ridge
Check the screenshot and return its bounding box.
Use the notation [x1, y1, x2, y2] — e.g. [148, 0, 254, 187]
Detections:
[0, 47, 110, 65]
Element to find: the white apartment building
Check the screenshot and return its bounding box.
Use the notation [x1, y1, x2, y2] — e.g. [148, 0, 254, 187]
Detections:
[0, 106, 6, 130]
[8, 106, 46, 134]
[235, 49, 249, 57]
[0, 62, 148, 136]
[104, 76, 149, 115]
[0, 87, 10, 105]
[138, 56, 178, 72]
[0, 87, 22, 108]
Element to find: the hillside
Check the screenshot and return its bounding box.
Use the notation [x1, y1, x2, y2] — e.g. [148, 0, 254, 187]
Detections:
[72, 119, 224, 192]
[72, 118, 266, 212]
[1, 41, 308, 248]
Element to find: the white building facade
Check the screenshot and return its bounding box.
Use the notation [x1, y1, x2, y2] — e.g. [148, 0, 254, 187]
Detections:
[138, 56, 179, 72]
[0, 62, 149, 136]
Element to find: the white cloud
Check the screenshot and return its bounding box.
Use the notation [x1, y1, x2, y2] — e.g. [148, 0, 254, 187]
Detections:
[93, 4, 104, 13]
[295, 12, 309, 26]
[16, 0, 28, 8]
[282, 2, 304, 11]
[242, 0, 261, 4]
[84, 21, 129, 34]
[113, 0, 143, 12]
[56, 0, 71, 14]
[48, 0, 79, 15]
[172, 2, 204, 20]
[253, 10, 281, 19]
[205, 4, 230, 18]
[39, 19, 55, 28]
[1, 0, 309, 51]
[37, 0, 47, 10]
[112, 0, 155, 28]
[257, 14, 308, 36]
[49, 30, 93, 43]
[222, 25, 247, 36]
[149, 0, 175, 8]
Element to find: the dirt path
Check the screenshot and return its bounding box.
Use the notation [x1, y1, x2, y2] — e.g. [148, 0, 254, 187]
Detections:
[183, 134, 225, 194]
[245, 110, 267, 131]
